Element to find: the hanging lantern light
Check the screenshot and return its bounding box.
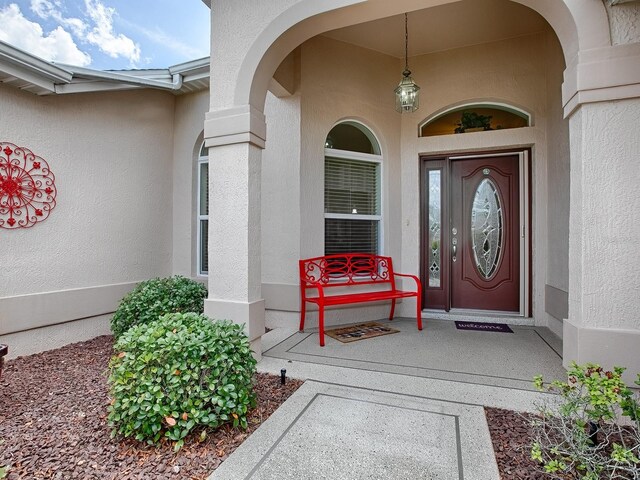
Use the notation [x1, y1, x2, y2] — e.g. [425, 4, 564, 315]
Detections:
[395, 13, 420, 113]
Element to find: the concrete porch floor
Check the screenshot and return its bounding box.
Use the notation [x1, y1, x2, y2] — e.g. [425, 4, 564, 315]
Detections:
[210, 318, 566, 479]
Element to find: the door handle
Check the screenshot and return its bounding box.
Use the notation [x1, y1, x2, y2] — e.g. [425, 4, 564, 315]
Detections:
[452, 244, 457, 256]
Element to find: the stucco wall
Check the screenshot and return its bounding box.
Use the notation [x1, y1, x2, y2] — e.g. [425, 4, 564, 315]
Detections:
[0, 85, 174, 341]
[569, 97, 640, 332]
[172, 90, 210, 278]
[565, 97, 640, 380]
[299, 35, 402, 262]
[603, 1, 640, 45]
[545, 31, 570, 336]
[294, 35, 403, 326]
[261, 90, 302, 313]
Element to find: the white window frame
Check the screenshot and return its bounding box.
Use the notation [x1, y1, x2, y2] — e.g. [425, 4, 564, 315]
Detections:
[324, 140, 384, 255]
[197, 143, 208, 276]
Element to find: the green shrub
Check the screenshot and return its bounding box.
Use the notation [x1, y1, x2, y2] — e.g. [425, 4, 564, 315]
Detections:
[111, 276, 207, 338]
[108, 312, 257, 449]
[531, 362, 640, 479]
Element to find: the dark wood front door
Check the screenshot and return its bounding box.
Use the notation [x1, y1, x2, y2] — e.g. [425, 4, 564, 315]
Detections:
[421, 152, 525, 313]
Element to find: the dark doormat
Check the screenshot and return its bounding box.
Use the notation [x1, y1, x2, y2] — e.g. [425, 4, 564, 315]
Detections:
[455, 321, 513, 333]
[325, 322, 400, 343]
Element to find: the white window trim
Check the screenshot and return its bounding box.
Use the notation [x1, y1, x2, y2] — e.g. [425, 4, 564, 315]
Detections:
[324, 148, 382, 163]
[323, 138, 384, 256]
[197, 144, 208, 276]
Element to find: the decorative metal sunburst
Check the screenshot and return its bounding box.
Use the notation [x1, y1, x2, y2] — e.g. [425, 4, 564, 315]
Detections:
[0, 142, 57, 229]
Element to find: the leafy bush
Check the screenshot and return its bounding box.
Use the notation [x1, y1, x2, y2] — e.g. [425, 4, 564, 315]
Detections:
[531, 362, 640, 479]
[111, 276, 207, 338]
[108, 312, 257, 449]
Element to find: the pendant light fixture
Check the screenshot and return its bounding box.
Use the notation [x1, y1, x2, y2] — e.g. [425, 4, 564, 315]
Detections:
[395, 12, 420, 113]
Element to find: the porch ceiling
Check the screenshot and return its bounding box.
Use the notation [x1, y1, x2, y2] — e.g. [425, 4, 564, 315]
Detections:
[323, 0, 550, 58]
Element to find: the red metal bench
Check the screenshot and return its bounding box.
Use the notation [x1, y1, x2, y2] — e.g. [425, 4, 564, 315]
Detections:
[299, 253, 423, 346]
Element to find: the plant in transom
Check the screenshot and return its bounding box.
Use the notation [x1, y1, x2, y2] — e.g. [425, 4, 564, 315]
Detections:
[454, 111, 493, 133]
[530, 362, 640, 479]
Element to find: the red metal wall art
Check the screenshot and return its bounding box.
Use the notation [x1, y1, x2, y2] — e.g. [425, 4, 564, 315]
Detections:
[0, 142, 57, 229]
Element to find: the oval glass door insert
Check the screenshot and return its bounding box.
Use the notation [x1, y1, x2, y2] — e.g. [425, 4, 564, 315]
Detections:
[471, 178, 503, 279]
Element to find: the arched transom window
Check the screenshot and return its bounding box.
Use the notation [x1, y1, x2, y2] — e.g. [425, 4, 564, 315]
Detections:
[420, 103, 531, 137]
[324, 121, 382, 255]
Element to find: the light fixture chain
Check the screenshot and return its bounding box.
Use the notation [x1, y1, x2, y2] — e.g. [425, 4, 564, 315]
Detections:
[404, 13, 409, 72]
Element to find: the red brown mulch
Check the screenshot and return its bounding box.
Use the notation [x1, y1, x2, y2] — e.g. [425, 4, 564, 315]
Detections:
[485, 407, 547, 480]
[0, 336, 303, 480]
[485, 407, 586, 479]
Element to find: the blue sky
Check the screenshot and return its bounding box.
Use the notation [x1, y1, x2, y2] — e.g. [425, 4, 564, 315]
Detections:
[0, 0, 210, 70]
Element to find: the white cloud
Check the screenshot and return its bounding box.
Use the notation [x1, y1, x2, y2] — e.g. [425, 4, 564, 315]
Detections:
[83, 0, 140, 65]
[0, 4, 91, 66]
[30, 0, 87, 37]
[30, 0, 59, 19]
[26, 0, 141, 66]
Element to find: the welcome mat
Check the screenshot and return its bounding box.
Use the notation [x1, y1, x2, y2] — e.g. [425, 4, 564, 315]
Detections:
[455, 321, 513, 333]
[325, 322, 400, 343]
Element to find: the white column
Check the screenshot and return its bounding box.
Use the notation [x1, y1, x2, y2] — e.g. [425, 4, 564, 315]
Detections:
[564, 98, 640, 383]
[204, 106, 266, 358]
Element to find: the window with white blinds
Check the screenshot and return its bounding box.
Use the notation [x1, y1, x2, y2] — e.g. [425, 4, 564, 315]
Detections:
[324, 122, 382, 255]
[197, 142, 209, 275]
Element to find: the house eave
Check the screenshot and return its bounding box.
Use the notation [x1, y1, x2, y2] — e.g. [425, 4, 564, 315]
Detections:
[0, 40, 73, 94]
[0, 40, 211, 96]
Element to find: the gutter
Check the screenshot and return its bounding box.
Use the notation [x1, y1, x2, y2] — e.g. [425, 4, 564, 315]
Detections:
[55, 64, 184, 91]
[169, 56, 210, 75]
[0, 40, 73, 84]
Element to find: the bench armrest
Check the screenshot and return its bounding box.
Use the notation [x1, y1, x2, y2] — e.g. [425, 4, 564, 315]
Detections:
[301, 281, 326, 300]
[393, 272, 422, 294]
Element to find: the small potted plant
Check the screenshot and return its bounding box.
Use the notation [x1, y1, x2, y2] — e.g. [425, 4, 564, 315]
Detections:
[454, 111, 493, 133]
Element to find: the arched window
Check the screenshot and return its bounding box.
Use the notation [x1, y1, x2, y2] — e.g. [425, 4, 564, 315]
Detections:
[324, 121, 382, 255]
[420, 103, 531, 137]
[197, 142, 208, 275]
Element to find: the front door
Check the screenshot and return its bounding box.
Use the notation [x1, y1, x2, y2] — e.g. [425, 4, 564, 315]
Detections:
[421, 151, 527, 313]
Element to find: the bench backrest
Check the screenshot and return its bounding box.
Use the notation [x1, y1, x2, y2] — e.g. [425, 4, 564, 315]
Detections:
[299, 254, 395, 290]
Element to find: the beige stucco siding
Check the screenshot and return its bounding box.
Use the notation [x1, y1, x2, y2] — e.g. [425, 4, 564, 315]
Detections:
[172, 90, 209, 278]
[299, 35, 402, 261]
[545, 31, 571, 335]
[0, 85, 175, 340]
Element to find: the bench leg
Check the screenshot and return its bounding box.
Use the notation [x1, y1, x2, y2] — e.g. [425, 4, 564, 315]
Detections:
[416, 295, 423, 331]
[319, 307, 325, 347]
[389, 299, 396, 320]
[299, 300, 306, 331]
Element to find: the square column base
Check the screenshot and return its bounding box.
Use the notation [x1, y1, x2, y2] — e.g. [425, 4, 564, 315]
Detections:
[204, 298, 265, 357]
[563, 319, 640, 385]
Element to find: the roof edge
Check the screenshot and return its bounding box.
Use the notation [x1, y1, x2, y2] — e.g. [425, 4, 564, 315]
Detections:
[0, 40, 73, 84]
[0, 40, 210, 96]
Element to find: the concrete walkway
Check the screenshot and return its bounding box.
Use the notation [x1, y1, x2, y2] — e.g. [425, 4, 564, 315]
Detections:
[210, 318, 564, 479]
